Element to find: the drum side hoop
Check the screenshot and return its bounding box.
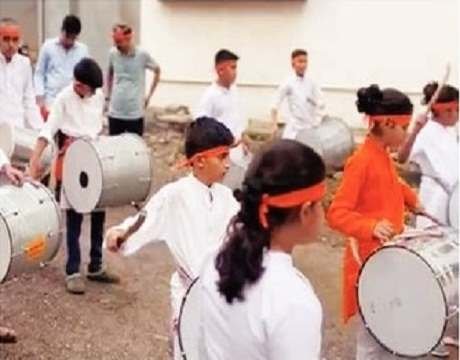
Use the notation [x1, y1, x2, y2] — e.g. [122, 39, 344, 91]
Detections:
[177, 276, 200, 360]
[0, 213, 14, 283]
[356, 244, 449, 358]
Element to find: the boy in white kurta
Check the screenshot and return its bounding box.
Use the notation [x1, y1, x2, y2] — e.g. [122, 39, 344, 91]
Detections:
[271, 49, 325, 140]
[105, 116, 239, 320]
[29, 58, 119, 294]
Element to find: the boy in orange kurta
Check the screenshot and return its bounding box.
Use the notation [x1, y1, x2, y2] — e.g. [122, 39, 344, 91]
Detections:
[327, 85, 420, 359]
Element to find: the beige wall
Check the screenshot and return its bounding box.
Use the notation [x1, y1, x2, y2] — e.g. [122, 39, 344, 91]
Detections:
[140, 0, 459, 128]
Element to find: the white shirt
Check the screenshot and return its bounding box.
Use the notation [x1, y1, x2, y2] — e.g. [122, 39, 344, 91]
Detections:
[114, 174, 239, 317]
[39, 84, 104, 143]
[0, 149, 9, 168]
[196, 82, 246, 138]
[409, 120, 459, 226]
[273, 73, 325, 139]
[0, 53, 43, 130]
[199, 251, 323, 360]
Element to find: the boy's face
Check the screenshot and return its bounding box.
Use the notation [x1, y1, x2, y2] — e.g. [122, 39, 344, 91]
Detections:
[0, 25, 20, 60]
[73, 80, 94, 99]
[196, 150, 231, 184]
[60, 31, 78, 49]
[292, 55, 308, 77]
[380, 120, 409, 150]
[435, 103, 459, 127]
[216, 60, 237, 87]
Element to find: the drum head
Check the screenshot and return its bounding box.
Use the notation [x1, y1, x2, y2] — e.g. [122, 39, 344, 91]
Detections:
[358, 246, 446, 357]
[0, 215, 12, 282]
[178, 278, 202, 360]
[62, 139, 103, 213]
[0, 122, 14, 158]
[448, 184, 458, 229]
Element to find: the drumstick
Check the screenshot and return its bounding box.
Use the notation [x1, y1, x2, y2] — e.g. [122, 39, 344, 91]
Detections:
[116, 210, 147, 248]
[412, 209, 446, 227]
[425, 63, 451, 115]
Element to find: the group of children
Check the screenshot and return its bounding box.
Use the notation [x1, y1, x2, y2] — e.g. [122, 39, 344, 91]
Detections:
[0, 11, 458, 360]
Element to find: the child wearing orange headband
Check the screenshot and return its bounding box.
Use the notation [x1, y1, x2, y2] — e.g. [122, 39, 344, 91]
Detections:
[399, 83, 458, 229]
[200, 140, 326, 359]
[104, 117, 238, 356]
[327, 85, 420, 359]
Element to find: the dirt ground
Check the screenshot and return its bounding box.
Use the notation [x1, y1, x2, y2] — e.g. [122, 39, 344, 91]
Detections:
[0, 121, 457, 359]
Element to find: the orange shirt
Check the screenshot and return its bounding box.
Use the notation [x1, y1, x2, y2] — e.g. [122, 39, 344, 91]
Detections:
[327, 135, 418, 322]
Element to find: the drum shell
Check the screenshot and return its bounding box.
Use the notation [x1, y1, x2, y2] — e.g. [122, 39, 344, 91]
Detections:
[448, 182, 458, 229]
[0, 182, 62, 282]
[295, 116, 354, 172]
[357, 228, 458, 356]
[62, 134, 152, 212]
[0, 123, 55, 168]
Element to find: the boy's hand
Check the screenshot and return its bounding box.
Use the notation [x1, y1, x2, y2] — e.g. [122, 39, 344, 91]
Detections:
[373, 219, 395, 244]
[105, 228, 127, 252]
[28, 157, 43, 180]
[2, 165, 24, 186]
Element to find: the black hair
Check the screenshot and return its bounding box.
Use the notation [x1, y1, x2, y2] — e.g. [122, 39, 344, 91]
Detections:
[215, 49, 239, 65]
[291, 48, 308, 59]
[61, 15, 81, 35]
[113, 23, 133, 35]
[216, 140, 326, 304]
[73, 58, 103, 89]
[356, 84, 413, 116]
[185, 117, 234, 158]
[422, 82, 459, 105]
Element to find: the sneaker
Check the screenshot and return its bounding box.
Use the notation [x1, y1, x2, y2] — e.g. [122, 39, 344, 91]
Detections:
[431, 342, 450, 358]
[0, 326, 17, 343]
[87, 268, 120, 284]
[66, 273, 85, 295]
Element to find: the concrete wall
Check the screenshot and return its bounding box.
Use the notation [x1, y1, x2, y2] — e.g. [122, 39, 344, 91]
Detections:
[140, 0, 459, 128]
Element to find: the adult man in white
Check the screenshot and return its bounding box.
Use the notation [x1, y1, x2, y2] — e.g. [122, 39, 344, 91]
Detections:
[0, 18, 42, 130]
[271, 49, 325, 139]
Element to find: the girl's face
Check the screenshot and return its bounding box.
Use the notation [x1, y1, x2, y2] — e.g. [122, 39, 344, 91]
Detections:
[299, 201, 324, 244]
[434, 102, 459, 127]
[377, 119, 409, 150]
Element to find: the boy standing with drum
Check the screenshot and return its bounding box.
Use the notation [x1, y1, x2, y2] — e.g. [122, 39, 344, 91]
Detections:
[327, 85, 421, 359]
[29, 58, 119, 295]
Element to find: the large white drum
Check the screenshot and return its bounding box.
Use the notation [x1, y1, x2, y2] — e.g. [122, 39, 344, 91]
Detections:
[0, 181, 62, 282]
[357, 227, 458, 357]
[295, 116, 354, 172]
[0, 122, 55, 170]
[62, 134, 152, 213]
[448, 182, 458, 229]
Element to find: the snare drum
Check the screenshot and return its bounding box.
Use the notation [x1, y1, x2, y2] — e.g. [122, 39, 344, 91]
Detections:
[0, 122, 55, 170]
[448, 183, 458, 229]
[357, 227, 458, 357]
[62, 134, 152, 213]
[0, 181, 62, 282]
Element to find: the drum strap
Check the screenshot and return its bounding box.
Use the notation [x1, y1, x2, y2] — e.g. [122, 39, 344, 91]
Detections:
[54, 131, 75, 182]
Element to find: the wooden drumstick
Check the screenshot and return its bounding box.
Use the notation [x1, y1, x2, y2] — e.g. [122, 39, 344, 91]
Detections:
[425, 63, 451, 115]
[116, 210, 147, 248]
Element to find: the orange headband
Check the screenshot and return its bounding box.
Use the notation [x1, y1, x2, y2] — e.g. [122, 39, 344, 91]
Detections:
[259, 181, 326, 229]
[112, 28, 133, 43]
[431, 101, 459, 113]
[0, 25, 20, 39]
[176, 145, 231, 169]
[368, 114, 411, 127]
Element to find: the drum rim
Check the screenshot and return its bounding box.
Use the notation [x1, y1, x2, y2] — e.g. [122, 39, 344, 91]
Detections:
[177, 276, 200, 360]
[356, 243, 449, 357]
[0, 212, 13, 283]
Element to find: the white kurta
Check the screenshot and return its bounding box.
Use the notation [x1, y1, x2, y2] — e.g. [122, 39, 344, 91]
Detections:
[0, 149, 9, 168]
[273, 73, 325, 139]
[39, 84, 104, 208]
[199, 251, 323, 360]
[114, 174, 239, 317]
[0, 53, 42, 130]
[195, 82, 246, 139]
[409, 120, 459, 227]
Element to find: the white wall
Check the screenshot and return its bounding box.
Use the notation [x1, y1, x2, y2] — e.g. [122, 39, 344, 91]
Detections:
[141, 0, 459, 128]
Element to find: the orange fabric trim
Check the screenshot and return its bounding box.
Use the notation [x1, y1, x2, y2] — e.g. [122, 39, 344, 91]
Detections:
[176, 145, 231, 169]
[0, 25, 20, 39]
[431, 101, 459, 113]
[259, 181, 326, 229]
[368, 114, 411, 127]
